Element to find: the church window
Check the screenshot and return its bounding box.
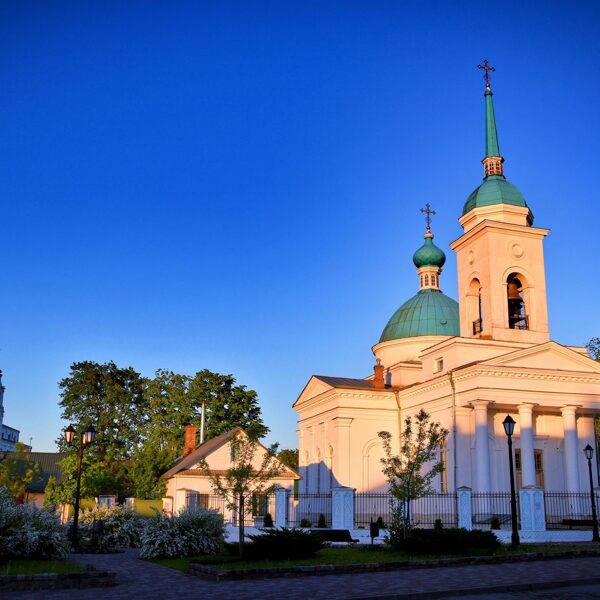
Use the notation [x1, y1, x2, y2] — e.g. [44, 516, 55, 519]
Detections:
[424, 274, 429, 286]
[420, 275, 424, 287]
[439, 443, 448, 492]
[507, 273, 528, 330]
[435, 358, 444, 372]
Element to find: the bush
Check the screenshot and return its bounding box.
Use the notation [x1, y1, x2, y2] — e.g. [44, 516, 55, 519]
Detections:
[0, 487, 70, 560]
[299, 518, 311, 528]
[139, 507, 225, 559]
[376, 516, 385, 529]
[490, 516, 501, 530]
[263, 512, 274, 528]
[244, 527, 324, 560]
[78, 505, 148, 551]
[433, 519, 443, 530]
[394, 527, 500, 555]
[317, 513, 327, 528]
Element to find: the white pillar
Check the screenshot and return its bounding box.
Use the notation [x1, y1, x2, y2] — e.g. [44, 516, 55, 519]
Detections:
[561, 406, 581, 492]
[473, 401, 491, 492]
[454, 407, 473, 490]
[518, 404, 536, 488]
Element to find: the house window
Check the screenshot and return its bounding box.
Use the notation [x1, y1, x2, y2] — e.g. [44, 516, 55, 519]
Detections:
[440, 445, 448, 492]
[435, 358, 444, 373]
[252, 493, 268, 517]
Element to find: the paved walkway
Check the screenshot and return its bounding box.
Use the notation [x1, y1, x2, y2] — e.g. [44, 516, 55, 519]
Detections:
[6, 550, 600, 600]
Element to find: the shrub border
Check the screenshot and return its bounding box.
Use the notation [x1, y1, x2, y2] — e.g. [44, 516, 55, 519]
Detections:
[189, 549, 600, 581]
[0, 569, 117, 592]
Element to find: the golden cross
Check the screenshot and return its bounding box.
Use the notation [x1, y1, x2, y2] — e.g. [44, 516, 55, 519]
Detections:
[478, 59, 495, 89]
[420, 203, 436, 232]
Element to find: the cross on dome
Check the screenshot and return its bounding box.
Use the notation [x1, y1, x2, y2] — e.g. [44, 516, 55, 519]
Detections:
[420, 203, 436, 232]
[478, 59, 495, 90]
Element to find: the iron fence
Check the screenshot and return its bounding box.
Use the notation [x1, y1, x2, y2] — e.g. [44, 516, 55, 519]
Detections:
[354, 493, 458, 529]
[544, 491, 600, 529]
[471, 492, 516, 529]
[287, 493, 332, 527]
[185, 492, 277, 527]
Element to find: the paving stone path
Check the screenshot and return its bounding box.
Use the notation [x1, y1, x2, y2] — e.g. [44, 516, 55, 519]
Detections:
[6, 550, 600, 600]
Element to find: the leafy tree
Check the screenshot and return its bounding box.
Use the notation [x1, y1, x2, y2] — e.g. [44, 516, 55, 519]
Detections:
[0, 442, 43, 500]
[379, 409, 448, 533]
[277, 448, 299, 471]
[199, 431, 281, 557]
[586, 338, 600, 361]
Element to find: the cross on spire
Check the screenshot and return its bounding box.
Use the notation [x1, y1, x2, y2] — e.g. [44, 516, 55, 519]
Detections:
[420, 203, 436, 232]
[478, 59, 495, 90]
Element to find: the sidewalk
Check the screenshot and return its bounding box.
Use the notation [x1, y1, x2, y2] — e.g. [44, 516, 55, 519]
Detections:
[5, 549, 600, 600]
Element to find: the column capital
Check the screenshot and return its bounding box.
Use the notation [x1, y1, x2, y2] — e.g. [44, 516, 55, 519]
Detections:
[517, 403, 538, 414]
[471, 400, 493, 410]
[561, 405, 581, 416]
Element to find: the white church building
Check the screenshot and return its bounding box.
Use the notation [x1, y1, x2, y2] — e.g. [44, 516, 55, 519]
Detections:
[294, 70, 600, 500]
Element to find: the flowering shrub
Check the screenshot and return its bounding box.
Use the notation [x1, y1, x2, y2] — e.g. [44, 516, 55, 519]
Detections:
[0, 487, 70, 560]
[78, 504, 148, 550]
[139, 507, 225, 559]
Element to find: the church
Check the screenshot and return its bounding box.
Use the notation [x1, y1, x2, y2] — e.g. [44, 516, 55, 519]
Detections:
[294, 65, 600, 497]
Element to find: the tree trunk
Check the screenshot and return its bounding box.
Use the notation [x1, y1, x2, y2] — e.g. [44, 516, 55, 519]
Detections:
[238, 494, 245, 557]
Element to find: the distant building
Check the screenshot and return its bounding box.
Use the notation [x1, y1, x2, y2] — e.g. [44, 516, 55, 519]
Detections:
[25, 452, 67, 507]
[0, 371, 20, 452]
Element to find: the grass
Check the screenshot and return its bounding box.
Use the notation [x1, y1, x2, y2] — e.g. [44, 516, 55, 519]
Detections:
[150, 543, 594, 573]
[0, 559, 85, 576]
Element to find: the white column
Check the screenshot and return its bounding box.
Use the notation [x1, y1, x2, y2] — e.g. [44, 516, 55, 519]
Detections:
[518, 404, 536, 488]
[454, 407, 473, 489]
[473, 401, 491, 492]
[561, 406, 580, 492]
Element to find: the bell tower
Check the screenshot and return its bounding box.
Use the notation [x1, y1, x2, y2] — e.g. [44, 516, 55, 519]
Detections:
[450, 62, 550, 344]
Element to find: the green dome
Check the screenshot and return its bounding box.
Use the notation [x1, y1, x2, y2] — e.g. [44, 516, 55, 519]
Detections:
[413, 235, 446, 268]
[380, 289, 460, 342]
[462, 175, 528, 216]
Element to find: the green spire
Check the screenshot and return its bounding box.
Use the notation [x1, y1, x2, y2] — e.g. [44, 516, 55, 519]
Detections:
[484, 89, 500, 158]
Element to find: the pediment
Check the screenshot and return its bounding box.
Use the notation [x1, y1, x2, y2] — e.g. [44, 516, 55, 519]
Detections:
[293, 376, 334, 408]
[481, 341, 600, 374]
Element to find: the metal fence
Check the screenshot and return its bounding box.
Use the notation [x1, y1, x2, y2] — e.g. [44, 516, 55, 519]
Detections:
[354, 493, 458, 529]
[287, 493, 332, 527]
[471, 492, 516, 529]
[185, 492, 277, 527]
[545, 491, 600, 529]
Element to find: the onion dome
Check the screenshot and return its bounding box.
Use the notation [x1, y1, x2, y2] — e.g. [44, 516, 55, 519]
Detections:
[413, 232, 446, 269]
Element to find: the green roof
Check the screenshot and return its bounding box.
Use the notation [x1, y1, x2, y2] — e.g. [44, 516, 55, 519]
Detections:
[462, 175, 529, 215]
[380, 289, 460, 342]
[413, 235, 446, 268]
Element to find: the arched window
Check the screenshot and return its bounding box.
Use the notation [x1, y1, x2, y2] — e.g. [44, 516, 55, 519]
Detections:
[424, 274, 429, 286]
[468, 278, 483, 334]
[507, 273, 528, 330]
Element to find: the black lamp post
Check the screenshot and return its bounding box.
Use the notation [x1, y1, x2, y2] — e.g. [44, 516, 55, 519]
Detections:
[583, 444, 600, 542]
[502, 415, 520, 548]
[64, 425, 96, 551]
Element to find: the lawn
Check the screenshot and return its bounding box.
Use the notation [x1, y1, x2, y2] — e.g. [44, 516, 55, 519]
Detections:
[0, 559, 85, 576]
[150, 543, 592, 573]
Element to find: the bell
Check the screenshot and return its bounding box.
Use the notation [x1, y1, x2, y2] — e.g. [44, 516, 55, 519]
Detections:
[507, 281, 522, 301]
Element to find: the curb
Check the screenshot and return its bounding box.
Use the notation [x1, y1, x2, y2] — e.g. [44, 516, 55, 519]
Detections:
[0, 569, 117, 592]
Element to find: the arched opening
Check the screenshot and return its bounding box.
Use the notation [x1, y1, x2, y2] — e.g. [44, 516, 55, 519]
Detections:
[506, 273, 528, 330]
[467, 278, 483, 335]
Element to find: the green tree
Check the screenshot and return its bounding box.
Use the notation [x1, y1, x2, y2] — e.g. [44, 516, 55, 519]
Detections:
[0, 442, 43, 500]
[586, 338, 600, 361]
[199, 432, 281, 557]
[379, 409, 448, 533]
[277, 448, 299, 471]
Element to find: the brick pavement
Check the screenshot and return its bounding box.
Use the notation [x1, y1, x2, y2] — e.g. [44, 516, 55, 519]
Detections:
[5, 550, 600, 600]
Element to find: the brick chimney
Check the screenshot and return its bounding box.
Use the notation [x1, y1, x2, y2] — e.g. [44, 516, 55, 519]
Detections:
[184, 425, 197, 455]
[373, 359, 385, 389]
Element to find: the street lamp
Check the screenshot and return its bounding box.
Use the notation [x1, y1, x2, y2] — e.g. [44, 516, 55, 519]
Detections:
[64, 425, 96, 551]
[583, 444, 600, 542]
[502, 415, 520, 548]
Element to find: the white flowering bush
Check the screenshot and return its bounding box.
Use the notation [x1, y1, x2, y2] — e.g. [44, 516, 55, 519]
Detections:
[0, 487, 70, 560]
[78, 504, 148, 550]
[139, 507, 225, 559]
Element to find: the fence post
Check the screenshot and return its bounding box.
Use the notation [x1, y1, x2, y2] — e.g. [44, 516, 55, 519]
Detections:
[332, 487, 355, 530]
[520, 487, 546, 531]
[457, 487, 472, 530]
[275, 488, 288, 528]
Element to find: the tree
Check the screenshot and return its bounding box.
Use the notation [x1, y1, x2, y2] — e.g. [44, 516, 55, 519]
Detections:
[586, 338, 600, 361]
[0, 442, 43, 501]
[379, 409, 448, 532]
[277, 448, 299, 471]
[198, 431, 281, 557]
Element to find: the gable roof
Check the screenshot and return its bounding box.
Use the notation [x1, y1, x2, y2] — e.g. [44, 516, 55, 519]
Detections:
[27, 452, 67, 493]
[161, 427, 300, 480]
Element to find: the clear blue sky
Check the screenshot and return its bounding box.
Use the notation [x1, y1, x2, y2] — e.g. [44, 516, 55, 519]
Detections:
[1, 1, 599, 452]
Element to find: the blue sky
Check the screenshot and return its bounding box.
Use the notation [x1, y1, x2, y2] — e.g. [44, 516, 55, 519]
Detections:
[1, 1, 600, 451]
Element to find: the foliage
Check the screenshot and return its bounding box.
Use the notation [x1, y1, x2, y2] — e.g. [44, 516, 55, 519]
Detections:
[490, 516, 501, 530]
[299, 518, 312, 527]
[243, 528, 324, 560]
[0, 487, 70, 561]
[317, 513, 327, 528]
[393, 527, 500, 555]
[379, 409, 448, 532]
[1, 559, 84, 575]
[376, 516, 385, 529]
[433, 518, 443, 530]
[586, 338, 600, 361]
[277, 448, 299, 471]
[139, 508, 225, 559]
[263, 512, 274, 527]
[198, 431, 281, 557]
[77, 505, 148, 550]
[0, 443, 43, 500]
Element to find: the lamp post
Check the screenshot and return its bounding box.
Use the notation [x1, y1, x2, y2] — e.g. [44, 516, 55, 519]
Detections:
[64, 425, 96, 551]
[502, 415, 520, 548]
[583, 444, 600, 542]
